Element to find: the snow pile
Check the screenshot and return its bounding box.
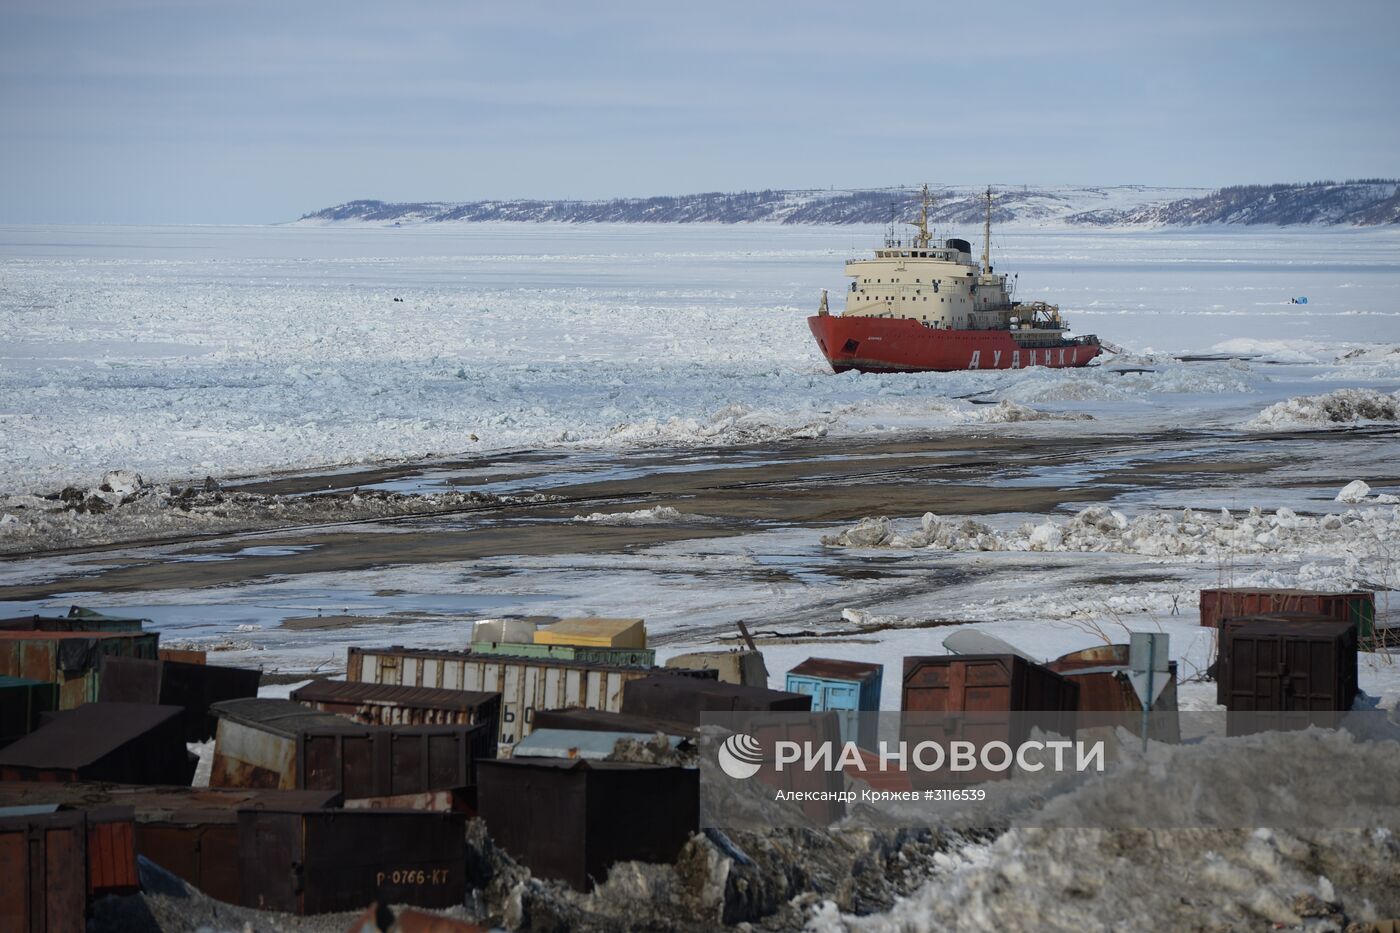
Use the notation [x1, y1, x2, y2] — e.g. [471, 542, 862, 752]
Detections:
[1245, 387, 1400, 430]
[814, 729, 1400, 932]
[823, 504, 1400, 561]
[0, 472, 551, 554]
[571, 506, 714, 525]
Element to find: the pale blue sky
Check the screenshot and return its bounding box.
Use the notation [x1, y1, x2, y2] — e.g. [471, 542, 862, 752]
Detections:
[1, 0, 1396, 223]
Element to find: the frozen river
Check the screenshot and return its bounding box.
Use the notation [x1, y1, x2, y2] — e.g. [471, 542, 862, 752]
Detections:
[1, 222, 1398, 494]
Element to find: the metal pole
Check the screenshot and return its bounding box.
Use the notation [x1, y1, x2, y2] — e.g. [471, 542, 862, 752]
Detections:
[1141, 639, 1155, 752]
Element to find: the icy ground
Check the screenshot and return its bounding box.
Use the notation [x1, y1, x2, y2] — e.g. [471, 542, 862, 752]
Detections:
[2, 223, 1399, 495]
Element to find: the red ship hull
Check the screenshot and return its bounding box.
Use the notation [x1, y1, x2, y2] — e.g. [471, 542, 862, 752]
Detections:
[808, 315, 1102, 373]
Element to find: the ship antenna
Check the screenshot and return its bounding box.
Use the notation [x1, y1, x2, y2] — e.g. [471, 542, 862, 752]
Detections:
[904, 183, 934, 249]
[981, 186, 994, 274]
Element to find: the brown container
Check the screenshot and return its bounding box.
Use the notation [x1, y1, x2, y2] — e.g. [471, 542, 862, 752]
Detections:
[0, 702, 194, 785]
[1214, 612, 1360, 706]
[531, 707, 698, 738]
[476, 758, 698, 892]
[99, 656, 261, 741]
[209, 698, 350, 790]
[297, 722, 493, 804]
[0, 809, 88, 932]
[1046, 645, 1180, 713]
[85, 806, 139, 897]
[237, 808, 468, 915]
[291, 680, 501, 741]
[137, 816, 240, 902]
[1222, 615, 1358, 721]
[749, 712, 846, 825]
[159, 648, 207, 665]
[1200, 588, 1375, 636]
[620, 676, 811, 726]
[901, 655, 1078, 783]
[0, 631, 160, 710]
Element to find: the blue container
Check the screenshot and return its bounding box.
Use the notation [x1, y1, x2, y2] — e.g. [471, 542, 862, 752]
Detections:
[785, 658, 883, 749]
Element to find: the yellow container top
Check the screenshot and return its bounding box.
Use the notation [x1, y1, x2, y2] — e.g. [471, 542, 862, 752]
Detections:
[533, 617, 647, 649]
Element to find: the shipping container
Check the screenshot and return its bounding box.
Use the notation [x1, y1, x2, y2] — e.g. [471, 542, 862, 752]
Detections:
[534, 617, 646, 649]
[510, 728, 687, 761]
[0, 631, 160, 710]
[1222, 616, 1358, 728]
[748, 712, 847, 825]
[0, 702, 194, 785]
[621, 676, 811, 726]
[99, 656, 261, 741]
[347, 646, 713, 749]
[291, 680, 501, 740]
[0, 676, 58, 748]
[158, 648, 207, 665]
[85, 806, 139, 897]
[785, 658, 883, 749]
[238, 808, 468, 915]
[0, 783, 338, 904]
[471, 619, 537, 645]
[1200, 588, 1375, 637]
[1214, 612, 1360, 706]
[470, 640, 656, 668]
[297, 722, 493, 804]
[530, 707, 698, 738]
[664, 649, 768, 686]
[210, 698, 350, 790]
[0, 809, 87, 932]
[1045, 645, 1179, 741]
[0, 606, 146, 634]
[477, 758, 697, 891]
[901, 655, 1078, 784]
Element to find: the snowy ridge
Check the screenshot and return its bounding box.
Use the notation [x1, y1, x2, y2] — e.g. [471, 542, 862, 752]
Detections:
[297, 180, 1400, 227]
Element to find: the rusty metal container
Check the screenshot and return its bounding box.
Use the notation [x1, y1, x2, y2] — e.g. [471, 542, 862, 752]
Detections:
[1215, 612, 1359, 707]
[99, 656, 261, 741]
[621, 676, 812, 726]
[901, 655, 1078, 783]
[1222, 615, 1358, 721]
[0, 702, 194, 785]
[477, 758, 698, 891]
[158, 648, 207, 665]
[902, 654, 1079, 713]
[1200, 588, 1375, 637]
[0, 676, 58, 748]
[1047, 645, 1180, 712]
[209, 698, 350, 790]
[347, 646, 713, 749]
[0, 607, 146, 634]
[0, 809, 88, 932]
[748, 712, 847, 825]
[297, 722, 493, 805]
[85, 806, 139, 897]
[290, 680, 501, 742]
[238, 808, 468, 915]
[0, 631, 160, 710]
[531, 707, 698, 738]
[0, 782, 339, 904]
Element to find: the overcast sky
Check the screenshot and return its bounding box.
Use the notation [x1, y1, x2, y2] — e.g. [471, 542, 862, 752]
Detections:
[2, 0, 1396, 224]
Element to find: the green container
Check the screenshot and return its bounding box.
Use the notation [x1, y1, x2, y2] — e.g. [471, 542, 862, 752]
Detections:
[0, 676, 59, 747]
[469, 641, 656, 668]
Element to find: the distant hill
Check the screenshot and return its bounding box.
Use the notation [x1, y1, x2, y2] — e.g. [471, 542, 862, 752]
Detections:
[296, 180, 1400, 227]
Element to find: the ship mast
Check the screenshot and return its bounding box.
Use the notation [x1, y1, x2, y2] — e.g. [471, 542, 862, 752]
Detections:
[908, 183, 934, 249]
[980, 186, 993, 274]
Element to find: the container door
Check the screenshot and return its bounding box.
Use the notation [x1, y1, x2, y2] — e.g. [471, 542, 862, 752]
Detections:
[785, 676, 823, 710]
